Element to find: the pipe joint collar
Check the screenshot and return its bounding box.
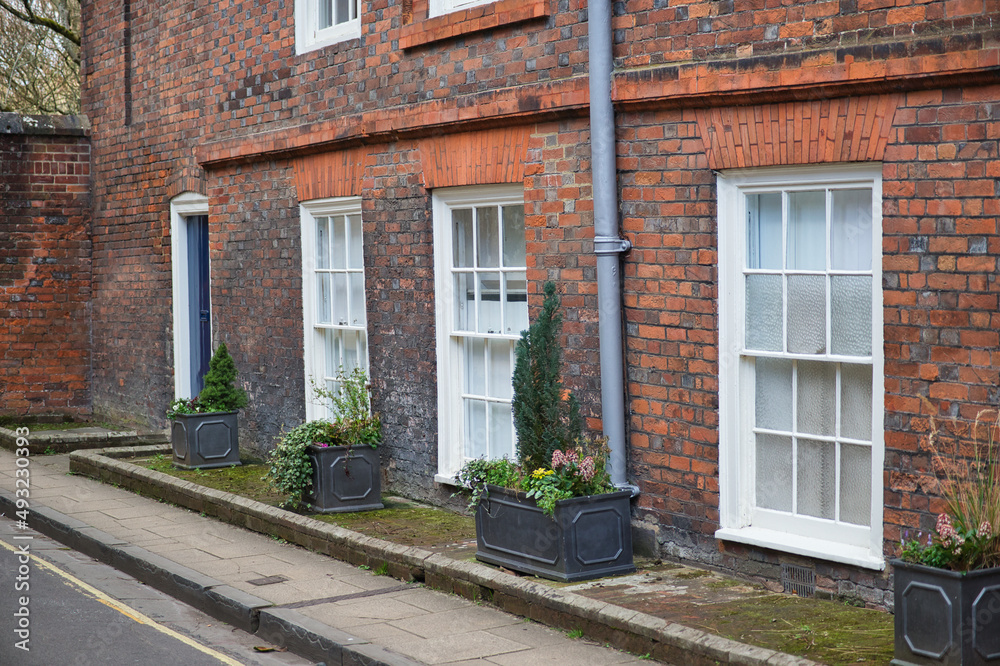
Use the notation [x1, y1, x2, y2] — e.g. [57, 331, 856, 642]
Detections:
[594, 236, 631, 255]
[614, 482, 641, 498]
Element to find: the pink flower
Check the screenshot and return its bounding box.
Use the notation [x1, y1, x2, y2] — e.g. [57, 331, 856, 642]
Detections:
[551, 450, 569, 469]
[578, 456, 596, 481]
[978, 521, 992, 538]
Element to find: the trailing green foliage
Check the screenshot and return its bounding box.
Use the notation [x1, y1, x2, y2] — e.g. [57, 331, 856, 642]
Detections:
[511, 281, 583, 471]
[166, 343, 248, 418]
[455, 457, 520, 510]
[264, 368, 381, 505]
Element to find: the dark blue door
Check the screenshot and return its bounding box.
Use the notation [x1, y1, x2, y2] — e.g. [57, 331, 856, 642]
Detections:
[187, 215, 211, 394]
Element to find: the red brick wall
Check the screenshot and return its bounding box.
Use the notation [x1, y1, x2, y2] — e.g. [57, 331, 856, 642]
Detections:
[0, 115, 91, 418]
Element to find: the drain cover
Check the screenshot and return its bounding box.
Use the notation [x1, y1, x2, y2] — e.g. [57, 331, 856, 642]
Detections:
[781, 563, 815, 597]
[247, 575, 289, 586]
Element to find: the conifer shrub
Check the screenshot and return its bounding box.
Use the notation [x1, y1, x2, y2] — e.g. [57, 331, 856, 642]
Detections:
[167, 343, 248, 417]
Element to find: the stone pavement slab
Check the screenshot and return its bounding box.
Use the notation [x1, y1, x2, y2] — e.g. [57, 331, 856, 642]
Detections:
[0, 449, 661, 665]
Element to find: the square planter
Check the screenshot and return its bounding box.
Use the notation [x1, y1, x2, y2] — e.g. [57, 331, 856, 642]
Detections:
[170, 411, 241, 470]
[475, 484, 635, 582]
[305, 444, 383, 513]
[892, 558, 1000, 665]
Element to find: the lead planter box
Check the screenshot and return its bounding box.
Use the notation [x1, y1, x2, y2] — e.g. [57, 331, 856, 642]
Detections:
[171, 411, 241, 469]
[475, 484, 635, 582]
[892, 559, 1000, 665]
[305, 444, 383, 513]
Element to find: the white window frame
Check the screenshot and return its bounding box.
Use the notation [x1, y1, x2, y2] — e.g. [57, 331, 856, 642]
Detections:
[295, 0, 361, 55]
[300, 197, 368, 421]
[428, 0, 494, 18]
[170, 192, 210, 400]
[715, 164, 885, 570]
[433, 184, 526, 483]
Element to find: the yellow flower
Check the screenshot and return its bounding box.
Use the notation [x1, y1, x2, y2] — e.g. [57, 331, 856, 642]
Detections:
[532, 468, 554, 479]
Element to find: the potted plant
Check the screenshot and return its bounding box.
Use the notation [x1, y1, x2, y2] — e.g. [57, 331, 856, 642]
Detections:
[458, 282, 635, 582]
[167, 343, 248, 469]
[892, 412, 1000, 665]
[265, 367, 382, 513]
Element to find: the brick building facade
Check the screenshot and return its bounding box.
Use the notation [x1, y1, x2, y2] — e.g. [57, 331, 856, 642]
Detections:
[71, 0, 1000, 604]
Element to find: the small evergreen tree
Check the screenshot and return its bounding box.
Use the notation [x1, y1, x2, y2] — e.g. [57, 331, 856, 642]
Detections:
[197, 343, 248, 412]
[512, 281, 583, 471]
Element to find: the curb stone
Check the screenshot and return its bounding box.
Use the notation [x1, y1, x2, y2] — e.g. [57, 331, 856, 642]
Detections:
[0, 488, 412, 666]
[67, 447, 824, 666]
[0, 426, 169, 455]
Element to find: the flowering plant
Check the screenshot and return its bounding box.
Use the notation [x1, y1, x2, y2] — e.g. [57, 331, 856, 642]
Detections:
[899, 411, 1000, 571]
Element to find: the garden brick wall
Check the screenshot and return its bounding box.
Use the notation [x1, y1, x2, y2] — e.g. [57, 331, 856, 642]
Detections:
[0, 114, 92, 419]
[80, 0, 999, 603]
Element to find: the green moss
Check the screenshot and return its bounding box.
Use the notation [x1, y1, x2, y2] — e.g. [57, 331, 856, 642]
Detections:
[14, 421, 118, 431]
[675, 569, 712, 579]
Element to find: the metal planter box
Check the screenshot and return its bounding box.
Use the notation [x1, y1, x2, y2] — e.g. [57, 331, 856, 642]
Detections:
[475, 484, 635, 582]
[305, 444, 383, 513]
[170, 411, 241, 469]
[892, 558, 1000, 665]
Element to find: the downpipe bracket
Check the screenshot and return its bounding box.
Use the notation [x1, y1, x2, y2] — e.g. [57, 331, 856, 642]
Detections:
[594, 236, 632, 255]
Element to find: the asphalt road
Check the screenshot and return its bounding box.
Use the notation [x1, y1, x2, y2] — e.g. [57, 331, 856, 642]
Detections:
[0, 516, 312, 666]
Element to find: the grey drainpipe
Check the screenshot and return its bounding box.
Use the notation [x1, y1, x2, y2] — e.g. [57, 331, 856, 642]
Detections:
[588, 0, 638, 496]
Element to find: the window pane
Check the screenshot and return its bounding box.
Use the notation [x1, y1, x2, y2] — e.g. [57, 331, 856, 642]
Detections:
[787, 275, 826, 354]
[841, 363, 873, 441]
[502, 205, 526, 267]
[349, 273, 365, 326]
[745, 274, 783, 352]
[504, 272, 528, 336]
[317, 273, 331, 324]
[840, 444, 872, 525]
[318, 0, 332, 29]
[478, 272, 502, 334]
[476, 206, 499, 268]
[332, 216, 347, 269]
[343, 329, 360, 371]
[325, 329, 341, 376]
[755, 357, 792, 432]
[747, 193, 782, 270]
[332, 273, 348, 324]
[787, 191, 826, 270]
[316, 217, 330, 269]
[756, 434, 792, 511]
[831, 189, 872, 271]
[465, 337, 486, 396]
[797, 360, 836, 437]
[465, 399, 488, 459]
[334, 0, 350, 23]
[490, 402, 513, 459]
[488, 339, 512, 399]
[454, 273, 474, 331]
[797, 438, 835, 520]
[831, 276, 872, 356]
[453, 209, 474, 268]
[347, 214, 363, 269]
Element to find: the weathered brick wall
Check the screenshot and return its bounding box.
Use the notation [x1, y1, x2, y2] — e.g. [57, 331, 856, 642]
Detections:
[0, 114, 92, 418]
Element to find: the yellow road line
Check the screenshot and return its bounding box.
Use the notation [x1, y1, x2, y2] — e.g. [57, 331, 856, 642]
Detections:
[0, 537, 244, 666]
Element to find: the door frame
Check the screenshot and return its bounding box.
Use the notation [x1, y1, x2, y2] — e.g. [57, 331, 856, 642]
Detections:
[170, 192, 211, 400]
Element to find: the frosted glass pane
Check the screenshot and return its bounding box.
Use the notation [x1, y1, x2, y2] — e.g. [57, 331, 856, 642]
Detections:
[316, 217, 330, 269]
[317, 273, 331, 324]
[756, 434, 792, 511]
[831, 189, 872, 271]
[478, 272, 502, 334]
[747, 193, 782, 270]
[332, 273, 348, 324]
[840, 443, 872, 525]
[349, 273, 365, 326]
[746, 274, 783, 352]
[488, 339, 512, 399]
[465, 337, 486, 395]
[841, 363, 873, 441]
[332, 216, 347, 269]
[502, 205, 526, 267]
[490, 402, 513, 459]
[797, 360, 836, 437]
[831, 276, 872, 356]
[476, 206, 499, 268]
[347, 214, 363, 269]
[797, 439, 835, 519]
[787, 275, 826, 354]
[454, 274, 474, 331]
[505, 272, 528, 335]
[465, 400, 488, 459]
[453, 209, 474, 268]
[755, 358, 793, 431]
[787, 191, 826, 270]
